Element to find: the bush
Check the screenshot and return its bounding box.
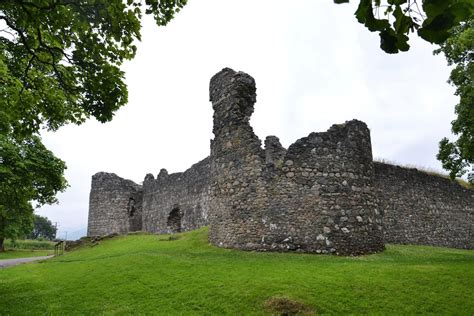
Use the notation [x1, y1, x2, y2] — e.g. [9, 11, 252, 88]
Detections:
[5, 239, 56, 250]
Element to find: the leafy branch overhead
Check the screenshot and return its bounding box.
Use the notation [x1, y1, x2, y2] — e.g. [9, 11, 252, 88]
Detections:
[335, 0, 473, 184]
[0, 0, 187, 138]
[0, 0, 187, 251]
[335, 0, 474, 53]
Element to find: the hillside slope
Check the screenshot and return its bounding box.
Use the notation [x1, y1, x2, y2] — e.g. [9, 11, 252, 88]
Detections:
[0, 228, 473, 315]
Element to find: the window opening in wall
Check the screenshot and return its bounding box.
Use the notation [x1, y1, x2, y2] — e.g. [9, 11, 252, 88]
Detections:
[167, 206, 182, 233]
[127, 198, 136, 217]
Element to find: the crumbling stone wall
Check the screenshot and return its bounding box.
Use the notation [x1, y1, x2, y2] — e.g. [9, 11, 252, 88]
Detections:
[208, 68, 384, 255]
[87, 67, 473, 253]
[374, 162, 474, 249]
[87, 172, 143, 236]
[141, 158, 210, 234]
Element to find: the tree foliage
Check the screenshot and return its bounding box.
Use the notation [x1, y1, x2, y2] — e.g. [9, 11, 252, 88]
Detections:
[435, 19, 473, 183]
[0, 0, 187, 251]
[335, 1, 473, 184]
[28, 214, 57, 240]
[0, 134, 67, 250]
[0, 0, 186, 137]
[334, 0, 474, 54]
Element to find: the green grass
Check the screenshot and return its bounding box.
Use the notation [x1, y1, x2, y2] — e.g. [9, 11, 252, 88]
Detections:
[374, 158, 473, 189]
[0, 228, 473, 315]
[4, 238, 56, 250]
[0, 249, 53, 260]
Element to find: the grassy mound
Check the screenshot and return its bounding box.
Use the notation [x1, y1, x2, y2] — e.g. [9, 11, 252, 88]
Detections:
[0, 228, 472, 315]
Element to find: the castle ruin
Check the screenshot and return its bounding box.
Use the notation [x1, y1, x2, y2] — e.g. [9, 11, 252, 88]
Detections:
[88, 68, 474, 255]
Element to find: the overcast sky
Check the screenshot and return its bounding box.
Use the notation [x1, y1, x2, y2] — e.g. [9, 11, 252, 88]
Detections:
[38, 0, 458, 239]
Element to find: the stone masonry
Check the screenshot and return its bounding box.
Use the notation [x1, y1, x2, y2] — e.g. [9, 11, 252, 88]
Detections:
[87, 68, 474, 254]
[141, 158, 211, 234]
[375, 162, 473, 249]
[87, 172, 143, 236]
[208, 69, 384, 255]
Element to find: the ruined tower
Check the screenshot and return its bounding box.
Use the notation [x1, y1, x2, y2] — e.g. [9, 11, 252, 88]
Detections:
[87, 172, 143, 236]
[208, 68, 384, 255]
[87, 68, 473, 253]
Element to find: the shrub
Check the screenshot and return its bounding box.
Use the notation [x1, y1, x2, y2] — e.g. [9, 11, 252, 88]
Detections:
[5, 239, 56, 250]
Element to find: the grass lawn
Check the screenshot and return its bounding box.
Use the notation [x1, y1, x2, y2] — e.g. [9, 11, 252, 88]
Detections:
[3, 238, 56, 250]
[0, 228, 472, 315]
[0, 249, 53, 260]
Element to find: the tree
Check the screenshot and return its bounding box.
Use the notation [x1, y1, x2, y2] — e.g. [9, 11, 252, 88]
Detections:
[28, 214, 57, 240]
[334, 0, 473, 54]
[0, 0, 186, 137]
[0, 135, 66, 251]
[0, 0, 187, 251]
[335, 1, 473, 183]
[435, 19, 473, 183]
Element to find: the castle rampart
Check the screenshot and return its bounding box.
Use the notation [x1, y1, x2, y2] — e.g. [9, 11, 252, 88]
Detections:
[87, 68, 473, 253]
[141, 158, 210, 234]
[374, 162, 473, 249]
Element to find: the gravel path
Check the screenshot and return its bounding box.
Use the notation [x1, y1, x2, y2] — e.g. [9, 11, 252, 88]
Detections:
[0, 256, 53, 269]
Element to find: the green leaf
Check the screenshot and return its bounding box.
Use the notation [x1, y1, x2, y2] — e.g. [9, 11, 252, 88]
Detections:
[379, 28, 410, 53]
[380, 29, 399, 53]
[393, 5, 416, 34]
[423, 0, 452, 18]
[355, 0, 390, 32]
[387, 0, 407, 5]
[419, 1, 474, 44]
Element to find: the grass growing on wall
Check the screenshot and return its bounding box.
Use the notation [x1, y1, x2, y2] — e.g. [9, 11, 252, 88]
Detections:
[0, 228, 473, 315]
[374, 158, 472, 188]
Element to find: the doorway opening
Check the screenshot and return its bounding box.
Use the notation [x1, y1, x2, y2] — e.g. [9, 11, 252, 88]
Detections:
[167, 206, 182, 233]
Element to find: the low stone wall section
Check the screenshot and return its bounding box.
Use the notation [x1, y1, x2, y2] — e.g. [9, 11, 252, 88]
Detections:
[374, 162, 473, 249]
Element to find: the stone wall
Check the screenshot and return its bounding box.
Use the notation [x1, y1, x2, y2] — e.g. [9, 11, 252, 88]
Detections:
[87, 172, 143, 236]
[87, 67, 473, 253]
[141, 158, 211, 234]
[374, 162, 474, 249]
[208, 68, 384, 255]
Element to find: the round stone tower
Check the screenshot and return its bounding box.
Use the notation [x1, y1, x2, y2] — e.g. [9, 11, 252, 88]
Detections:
[208, 68, 384, 255]
[87, 172, 142, 236]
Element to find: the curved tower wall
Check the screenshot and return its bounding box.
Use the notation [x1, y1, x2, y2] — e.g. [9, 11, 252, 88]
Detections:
[208, 68, 384, 255]
[87, 172, 143, 236]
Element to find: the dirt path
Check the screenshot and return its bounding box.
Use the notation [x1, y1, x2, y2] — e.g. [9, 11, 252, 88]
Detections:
[0, 256, 53, 269]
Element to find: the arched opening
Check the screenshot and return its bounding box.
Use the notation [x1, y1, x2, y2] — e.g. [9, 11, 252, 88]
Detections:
[167, 206, 182, 233]
[127, 198, 136, 217]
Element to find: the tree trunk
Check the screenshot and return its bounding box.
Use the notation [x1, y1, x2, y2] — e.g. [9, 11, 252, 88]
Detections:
[0, 237, 4, 252]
